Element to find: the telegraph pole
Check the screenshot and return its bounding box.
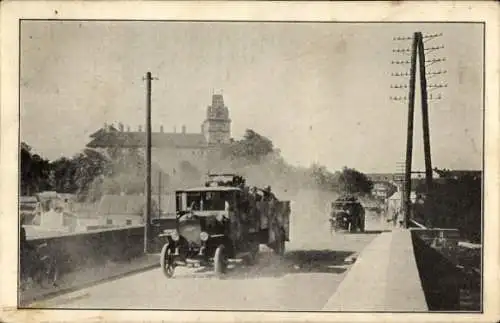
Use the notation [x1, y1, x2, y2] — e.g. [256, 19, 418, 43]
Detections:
[418, 33, 447, 193]
[416, 32, 433, 193]
[402, 33, 418, 229]
[143, 71, 157, 253]
[158, 171, 162, 220]
[390, 33, 419, 228]
[391, 32, 446, 228]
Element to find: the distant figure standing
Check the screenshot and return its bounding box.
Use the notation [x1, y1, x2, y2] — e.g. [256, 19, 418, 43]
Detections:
[387, 197, 402, 227]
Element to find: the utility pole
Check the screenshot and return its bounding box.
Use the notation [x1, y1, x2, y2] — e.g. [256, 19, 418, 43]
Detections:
[143, 71, 157, 253]
[417, 32, 433, 193]
[402, 33, 418, 229]
[391, 32, 446, 228]
[158, 171, 162, 220]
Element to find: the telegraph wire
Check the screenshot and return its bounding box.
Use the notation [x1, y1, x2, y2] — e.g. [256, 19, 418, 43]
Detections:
[390, 32, 446, 104]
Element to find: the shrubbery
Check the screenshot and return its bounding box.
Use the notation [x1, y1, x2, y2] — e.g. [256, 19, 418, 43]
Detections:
[415, 171, 482, 243]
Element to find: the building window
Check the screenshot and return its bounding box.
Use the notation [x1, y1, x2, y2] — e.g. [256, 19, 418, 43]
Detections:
[126, 219, 132, 225]
[106, 219, 112, 225]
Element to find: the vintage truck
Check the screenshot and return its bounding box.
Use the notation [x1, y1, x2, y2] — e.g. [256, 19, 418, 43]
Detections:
[157, 174, 291, 278]
[329, 195, 365, 233]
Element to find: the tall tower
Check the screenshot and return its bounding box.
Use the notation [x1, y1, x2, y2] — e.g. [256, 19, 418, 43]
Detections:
[202, 93, 231, 145]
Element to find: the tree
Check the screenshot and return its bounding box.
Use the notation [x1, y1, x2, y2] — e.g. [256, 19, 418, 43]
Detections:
[337, 167, 373, 195]
[49, 157, 75, 193]
[306, 163, 343, 192]
[222, 129, 274, 163]
[49, 148, 111, 198]
[20, 142, 51, 195]
[20, 142, 34, 195]
[72, 149, 111, 197]
[425, 168, 481, 242]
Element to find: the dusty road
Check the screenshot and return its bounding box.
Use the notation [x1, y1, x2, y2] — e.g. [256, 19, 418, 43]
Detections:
[37, 210, 389, 311]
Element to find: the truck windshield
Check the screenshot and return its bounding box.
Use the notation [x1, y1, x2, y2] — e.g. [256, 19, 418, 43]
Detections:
[333, 202, 350, 210]
[185, 191, 233, 211]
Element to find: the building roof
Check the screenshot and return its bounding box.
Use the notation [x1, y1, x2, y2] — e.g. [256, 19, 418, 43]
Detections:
[98, 194, 150, 216]
[152, 194, 176, 214]
[89, 125, 118, 138]
[366, 173, 401, 182]
[97, 194, 179, 216]
[36, 191, 59, 199]
[181, 186, 242, 192]
[87, 130, 208, 149]
[20, 196, 39, 203]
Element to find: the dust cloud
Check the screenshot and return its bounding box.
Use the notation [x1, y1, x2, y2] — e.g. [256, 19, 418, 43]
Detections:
[83, 150, 341, 224]
[207, 154, 340, 223]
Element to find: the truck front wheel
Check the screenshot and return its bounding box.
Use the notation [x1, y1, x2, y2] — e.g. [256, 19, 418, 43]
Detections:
[160, 243, 175, 278]
[214, 244, 227, 278]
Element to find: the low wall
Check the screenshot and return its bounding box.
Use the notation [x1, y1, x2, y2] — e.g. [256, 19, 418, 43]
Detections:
[26, 226, 146, 275]
[411, 228, 460, 264]
[23, 217, 176, 282]
[323, 227, 475, 312]
[411, 229, 465, 311]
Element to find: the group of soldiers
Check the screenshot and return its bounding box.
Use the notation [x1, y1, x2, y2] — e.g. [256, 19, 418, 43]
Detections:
[227, 183, 283, 247]
[202, 174, 284, 246]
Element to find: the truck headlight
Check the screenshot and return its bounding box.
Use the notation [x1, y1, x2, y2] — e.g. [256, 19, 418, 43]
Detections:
[171, 231, 180, 241]
[200, 231, 209, 241]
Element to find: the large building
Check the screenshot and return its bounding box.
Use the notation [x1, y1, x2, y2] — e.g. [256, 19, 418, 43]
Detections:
[86, 93, 232, 177]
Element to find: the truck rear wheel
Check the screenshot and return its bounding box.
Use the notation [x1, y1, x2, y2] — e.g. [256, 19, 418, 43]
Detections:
[246, 242, 260, 265]
[273, 229, 286, 256]
[243, 251, 258, 266]
[359, 217, 365, 232]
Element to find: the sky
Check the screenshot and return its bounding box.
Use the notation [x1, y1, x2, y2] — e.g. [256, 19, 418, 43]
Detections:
[20, 21, 484, 174]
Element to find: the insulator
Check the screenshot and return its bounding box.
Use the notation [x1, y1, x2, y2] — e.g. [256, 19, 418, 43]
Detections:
[424, 45, 445, 51]
[423, 33, 443, 39]
[393, 48, 411, 53]
[393, 36, 413, 41]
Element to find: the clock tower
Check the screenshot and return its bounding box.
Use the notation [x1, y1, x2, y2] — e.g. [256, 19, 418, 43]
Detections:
[202, 93, 231, 145]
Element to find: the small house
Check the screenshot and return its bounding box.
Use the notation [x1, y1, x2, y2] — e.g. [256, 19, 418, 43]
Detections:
[20, 196, 41, 225]
[97, 195, 146, 226]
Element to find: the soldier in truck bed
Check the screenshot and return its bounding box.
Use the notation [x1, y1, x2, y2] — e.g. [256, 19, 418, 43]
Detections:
[263, 186, 276, 201]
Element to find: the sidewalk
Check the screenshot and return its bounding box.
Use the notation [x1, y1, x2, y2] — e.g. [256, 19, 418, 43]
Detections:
[322, 230, 428, 311]
[20, 254, 160, 307]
